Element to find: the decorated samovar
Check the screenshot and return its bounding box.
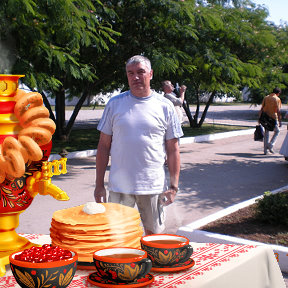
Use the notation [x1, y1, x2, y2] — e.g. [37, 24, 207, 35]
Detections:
[0, 75, 69, 276]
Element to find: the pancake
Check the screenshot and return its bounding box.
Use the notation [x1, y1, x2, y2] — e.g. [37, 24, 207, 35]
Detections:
[50, 203, 143, 263]
[50, 227, 142, 241]
[52, 203, 140, 225]
[50, 218, 141, 233]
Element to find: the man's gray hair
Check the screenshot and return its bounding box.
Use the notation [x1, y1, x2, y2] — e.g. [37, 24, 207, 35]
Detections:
[126, 55, 151, 71]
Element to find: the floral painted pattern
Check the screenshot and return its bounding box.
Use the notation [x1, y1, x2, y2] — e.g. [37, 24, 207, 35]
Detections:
[95, 260, 144, 282]
[141, 244, 192, 267]
[10, 261, 77, 288]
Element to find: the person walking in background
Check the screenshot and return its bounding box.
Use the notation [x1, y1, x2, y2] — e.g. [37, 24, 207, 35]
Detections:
[94, 55, 183, 235]
[280, 110, 288, 160]
[162, 80, 186, 124]
[259, 87, 282, 155]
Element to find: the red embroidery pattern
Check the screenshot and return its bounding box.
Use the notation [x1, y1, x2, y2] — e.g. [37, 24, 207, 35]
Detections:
[18, 233, 43, 241]
[0, 276, 18, 287]
[150, 243, 257, 288]
[3, 235, 257, 288]
[18, 233, 51, 245]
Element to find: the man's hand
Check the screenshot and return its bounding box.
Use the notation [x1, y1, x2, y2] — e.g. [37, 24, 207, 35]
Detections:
[180, 85, 187, 93]
[160, 188, 177, 206]
[94, 187, 107, 203]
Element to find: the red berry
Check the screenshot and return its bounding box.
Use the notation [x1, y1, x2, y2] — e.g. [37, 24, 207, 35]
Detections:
[15, 245, 72, 263]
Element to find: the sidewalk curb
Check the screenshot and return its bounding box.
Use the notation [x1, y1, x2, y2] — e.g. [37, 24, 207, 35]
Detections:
[48, 128, 255, 161]
[176, 185, 288, 273]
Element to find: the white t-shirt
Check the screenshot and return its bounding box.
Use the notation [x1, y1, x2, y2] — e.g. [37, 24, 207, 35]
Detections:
[164, 92, 184, 123]
[97, 90, 183, 195]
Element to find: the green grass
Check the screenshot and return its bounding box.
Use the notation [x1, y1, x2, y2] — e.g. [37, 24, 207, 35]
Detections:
[181, 123, 248, 137]
[51, 124, 249, 154]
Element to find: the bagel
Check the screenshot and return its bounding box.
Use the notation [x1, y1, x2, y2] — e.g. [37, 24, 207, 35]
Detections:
[14, 92, 43, 119]
[13, 89, 27, 102]
[0, 88, 56, 183]
[18, 136, 43, 161]
[1, 137, 22, 155]
[19, 106, 50, 128]
[27, 118, 56, 134]
[19, 126, 52, 146]
[0, 155, 7, 183]
[5, 149, 25, 178]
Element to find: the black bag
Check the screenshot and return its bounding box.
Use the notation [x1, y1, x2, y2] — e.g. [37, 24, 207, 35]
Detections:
[254, 125, 264, 141]
[259, 112, 276, 131]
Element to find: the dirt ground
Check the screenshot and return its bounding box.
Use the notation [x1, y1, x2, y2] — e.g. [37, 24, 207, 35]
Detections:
[200, 201, 288, 247]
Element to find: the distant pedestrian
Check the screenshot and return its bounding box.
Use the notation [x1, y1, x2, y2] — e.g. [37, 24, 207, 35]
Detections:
[259, 87, 282, 155]
[162, 80, 186, 123]
[280, 111, 288, 160]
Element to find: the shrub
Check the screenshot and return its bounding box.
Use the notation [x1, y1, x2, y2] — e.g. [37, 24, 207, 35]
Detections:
[256, 191, 288, 225]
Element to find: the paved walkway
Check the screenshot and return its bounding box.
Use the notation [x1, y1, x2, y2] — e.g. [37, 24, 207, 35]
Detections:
[17, 105, 288, 283]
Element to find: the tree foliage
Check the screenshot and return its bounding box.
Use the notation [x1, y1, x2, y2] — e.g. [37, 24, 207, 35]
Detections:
[1, 0, 287, 139]
[95, 0, 288, 127]
[0, 0, 119, 140]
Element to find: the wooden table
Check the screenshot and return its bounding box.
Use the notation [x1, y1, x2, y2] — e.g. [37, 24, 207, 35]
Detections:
[0, 234, 285, 288]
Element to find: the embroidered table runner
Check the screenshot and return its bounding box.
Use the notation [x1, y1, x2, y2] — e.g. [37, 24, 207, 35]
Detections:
[0, 234, 285, 288]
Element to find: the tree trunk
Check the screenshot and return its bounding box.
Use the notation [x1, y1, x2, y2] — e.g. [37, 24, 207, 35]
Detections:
[182, 100, 194, 127]
[198, 90, 217, 127]
[65, 90, 89, 139]
[194, 96, 200, 126]
[55, 88, 66, 140]
[41, 91, 56, 123]
[189, 90, 201, 128]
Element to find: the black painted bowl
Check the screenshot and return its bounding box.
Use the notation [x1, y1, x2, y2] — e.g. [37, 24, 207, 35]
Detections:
[9, 249, 78, 288]
[141, 234, 193, 267]
[93, 247, 152, 283]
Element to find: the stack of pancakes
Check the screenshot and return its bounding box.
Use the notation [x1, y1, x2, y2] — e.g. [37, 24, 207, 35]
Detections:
[50, 203, 143, 263]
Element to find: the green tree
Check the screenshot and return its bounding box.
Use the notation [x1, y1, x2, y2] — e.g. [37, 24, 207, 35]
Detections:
[158, 0, 287, 127]
[0, 0, 119, 140]
[180, 2, 272, 126]
[2, 0, 286, 137]
[86, 0, 199, 123]
[248, 23, 288, 105]
[94, 0, 284, 127]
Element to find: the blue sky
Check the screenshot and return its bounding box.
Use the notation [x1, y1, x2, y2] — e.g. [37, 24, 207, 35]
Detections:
[252, 0, 288, 25]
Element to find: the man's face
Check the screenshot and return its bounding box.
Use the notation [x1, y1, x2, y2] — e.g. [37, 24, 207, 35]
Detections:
[126, 62, 153, 97]
[164, 82, 174, 93]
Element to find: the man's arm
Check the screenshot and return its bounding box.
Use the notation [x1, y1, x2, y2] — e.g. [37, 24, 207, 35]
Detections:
[179, 85, 186, 105]
[165, 93, 183, 106]
[259, 98, 265, 117]
[94, 132, 112, 203]
[277, 107, 282, 127]
[162, 138, 180, 206]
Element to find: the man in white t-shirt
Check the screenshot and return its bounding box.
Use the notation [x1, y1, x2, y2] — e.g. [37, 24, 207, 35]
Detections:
[94, 55, 183, 235]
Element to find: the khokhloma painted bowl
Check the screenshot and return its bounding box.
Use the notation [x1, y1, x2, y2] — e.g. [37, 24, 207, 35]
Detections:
[9, 246, 78, 288]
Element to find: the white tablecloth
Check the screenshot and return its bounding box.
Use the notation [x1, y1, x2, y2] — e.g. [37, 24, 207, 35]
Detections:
[0, 234, 285, 288]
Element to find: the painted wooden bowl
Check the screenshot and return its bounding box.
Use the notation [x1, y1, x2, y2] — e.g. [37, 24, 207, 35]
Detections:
[9, 246, 78, 288]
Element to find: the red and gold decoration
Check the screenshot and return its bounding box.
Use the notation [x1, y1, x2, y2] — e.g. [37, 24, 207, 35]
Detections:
[140, 234, 193, 268]
[0, 75, 69, 276]
[9, 246, 78, 288]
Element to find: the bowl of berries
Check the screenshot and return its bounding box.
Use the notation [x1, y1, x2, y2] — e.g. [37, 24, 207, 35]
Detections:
[9, 244, 78, 288]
